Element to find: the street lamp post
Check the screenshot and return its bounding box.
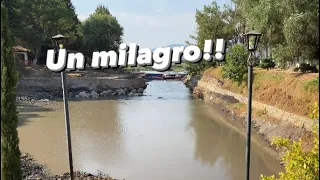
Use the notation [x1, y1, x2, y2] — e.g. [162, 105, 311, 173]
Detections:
[51, 34, 74, 180]
[243, 31, 262, 180]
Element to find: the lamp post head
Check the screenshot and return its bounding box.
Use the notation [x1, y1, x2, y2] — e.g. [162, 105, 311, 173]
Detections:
[51, 34, 68, 51]
[243, 31, 262, 52]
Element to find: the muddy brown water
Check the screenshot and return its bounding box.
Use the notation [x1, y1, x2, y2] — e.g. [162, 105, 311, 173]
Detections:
[18, 81, 282, 180]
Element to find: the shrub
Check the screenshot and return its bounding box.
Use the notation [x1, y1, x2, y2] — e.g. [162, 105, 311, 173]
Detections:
[302, 78, 319, 93]
[259, 58, 276, 70]
[260, 102, 319, 180]
[222, 44, 249, 85]
[299, 63, 319, 73]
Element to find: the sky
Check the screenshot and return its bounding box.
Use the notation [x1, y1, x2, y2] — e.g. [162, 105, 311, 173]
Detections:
[72, 0, 230, 49]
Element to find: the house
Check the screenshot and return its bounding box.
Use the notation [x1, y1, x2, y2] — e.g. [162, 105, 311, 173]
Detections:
[13, 45, 32, 65]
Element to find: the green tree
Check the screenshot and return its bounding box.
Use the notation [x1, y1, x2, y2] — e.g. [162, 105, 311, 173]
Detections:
[222, 44, 249, 84]
[81, 5, 123, 58]
[17, 0, 80, 61]
[260, 102, 319, 180]
[185, 1, 237, 75]
[283, 11, 319, 61]
[0, 0, 23, 42]
[1, 3, 22, 180]
[237, 0, 319, 64]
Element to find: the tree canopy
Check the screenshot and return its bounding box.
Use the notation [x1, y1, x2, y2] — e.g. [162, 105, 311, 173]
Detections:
[186, 0, 319, 75]
[81, 5, 124, 57]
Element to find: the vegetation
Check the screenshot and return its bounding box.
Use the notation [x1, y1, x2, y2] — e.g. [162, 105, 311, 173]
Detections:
[1, 3, 22, 179]
[259, 58, 276, 70]
[81, 5, 123, 58]
[222, 44, 249, 85]
[186, 0, 319, 75]
[2, 0, 80, 61]
[260, 102, 319, 180]
[1, 1, 124, 65]
[299, 63, 319, 73]
[302, 78, 319, 93]
[185, 1, 232, 75]
[203, 67, 318, 117]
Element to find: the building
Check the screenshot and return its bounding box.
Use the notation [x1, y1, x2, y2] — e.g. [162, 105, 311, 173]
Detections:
[13, 45, 32, 66]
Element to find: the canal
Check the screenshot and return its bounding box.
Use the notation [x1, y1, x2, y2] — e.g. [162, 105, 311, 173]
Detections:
[17, 80, 282, 180]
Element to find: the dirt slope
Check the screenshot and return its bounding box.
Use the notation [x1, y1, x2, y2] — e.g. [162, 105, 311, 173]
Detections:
[202, 67, 319, 117]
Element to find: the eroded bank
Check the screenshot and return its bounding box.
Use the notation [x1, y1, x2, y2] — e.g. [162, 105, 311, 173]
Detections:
[184, 68, 318, 151]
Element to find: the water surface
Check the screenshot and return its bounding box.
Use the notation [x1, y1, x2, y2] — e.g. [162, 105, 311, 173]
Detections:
[18, 81, 282, 180]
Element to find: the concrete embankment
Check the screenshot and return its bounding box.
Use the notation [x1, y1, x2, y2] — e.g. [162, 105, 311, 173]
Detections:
[184, 68, 318, 150]
[17, 76, 147, 100]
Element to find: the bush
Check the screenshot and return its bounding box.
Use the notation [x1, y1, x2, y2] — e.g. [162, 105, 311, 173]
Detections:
[222, 44, 249, 85]
[260, 102, 319, 180]
[299, 63, 318, 73]
[302, 78, 319, 93]
[259, 58, 276, 70]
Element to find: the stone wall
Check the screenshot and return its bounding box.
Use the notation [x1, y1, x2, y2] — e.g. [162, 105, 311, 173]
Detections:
[17, 77, 147, 93]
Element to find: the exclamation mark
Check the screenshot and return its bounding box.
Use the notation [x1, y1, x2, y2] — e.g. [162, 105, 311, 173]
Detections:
[215, 39, 226, 61]
[203, 40, 213, 61]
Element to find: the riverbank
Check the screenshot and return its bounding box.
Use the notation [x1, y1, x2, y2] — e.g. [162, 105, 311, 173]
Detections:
[16, 66, 147, 100]
[184, 67, 318, 152]
[21, 153, 117, 180]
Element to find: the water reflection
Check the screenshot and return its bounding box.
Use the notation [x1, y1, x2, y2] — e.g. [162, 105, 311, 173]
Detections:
[17, 81, 281, 180]
[69, 100, 126, 174]
[188, 101, 282, 179]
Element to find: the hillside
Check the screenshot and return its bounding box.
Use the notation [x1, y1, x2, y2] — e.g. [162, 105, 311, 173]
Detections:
[202, 67, 319, 117]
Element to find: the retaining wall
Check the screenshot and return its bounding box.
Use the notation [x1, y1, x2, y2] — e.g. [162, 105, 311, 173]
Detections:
[17, 77, 147, 93]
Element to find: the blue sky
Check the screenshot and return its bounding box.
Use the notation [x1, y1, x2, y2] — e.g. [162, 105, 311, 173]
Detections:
[72, 0, 230, 49]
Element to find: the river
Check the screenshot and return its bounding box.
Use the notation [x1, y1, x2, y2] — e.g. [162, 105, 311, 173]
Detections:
[17, 80, 282, 180]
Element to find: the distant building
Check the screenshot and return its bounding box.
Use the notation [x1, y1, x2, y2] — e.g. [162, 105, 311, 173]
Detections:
[13, 45, 32, 66]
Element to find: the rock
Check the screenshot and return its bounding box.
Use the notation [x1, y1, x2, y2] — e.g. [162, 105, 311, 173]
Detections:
[128, 92, 134, 96]
[137, 88, 144, 93]
[111, 92, 117, 96]
[117, 89, 126, 96]
[79, 91, 88, 98]
[91, 91, 99, 98]
[131, 89, 137, 93]
[37, 99, 49, 102]
[123, 88, 128, 93]
[100, 90, 113, 96]
[68, 92, 75, 98]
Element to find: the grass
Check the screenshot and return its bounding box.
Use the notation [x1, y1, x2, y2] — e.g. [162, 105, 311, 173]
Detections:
[256, 108, 268, 117]
[233, 102, 245, 109]
[253, 72, 284, 90]
[302, 78, 319, 93]
[201, 67, 318, 117]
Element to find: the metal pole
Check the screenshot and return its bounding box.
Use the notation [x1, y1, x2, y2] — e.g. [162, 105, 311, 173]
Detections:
[245, 52, 253, 180]
[61, 71, 74, 180]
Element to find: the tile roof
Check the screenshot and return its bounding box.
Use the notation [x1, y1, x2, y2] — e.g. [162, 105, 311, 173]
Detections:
[13, 45, 30, 52]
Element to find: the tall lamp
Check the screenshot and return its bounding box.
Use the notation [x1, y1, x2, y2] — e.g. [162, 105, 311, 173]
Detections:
[243, 31, 262, 180]
[51, 34, 74, 180]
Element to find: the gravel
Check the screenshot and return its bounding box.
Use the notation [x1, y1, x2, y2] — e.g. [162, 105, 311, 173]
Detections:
[21, 153, 121, 180]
